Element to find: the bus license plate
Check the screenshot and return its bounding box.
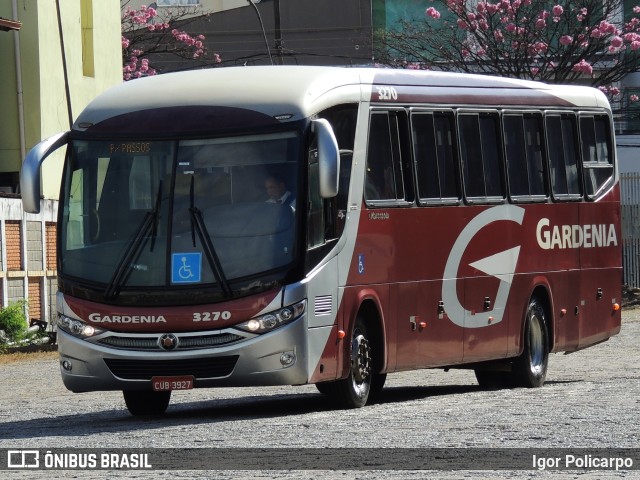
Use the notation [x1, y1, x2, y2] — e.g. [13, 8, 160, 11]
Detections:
[152, 375, 194, 391]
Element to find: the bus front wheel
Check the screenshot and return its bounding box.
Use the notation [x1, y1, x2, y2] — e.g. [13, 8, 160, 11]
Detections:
[123, 390, 171, 416]
[334, 316, 374, 408]
[511, 297, 549, 388]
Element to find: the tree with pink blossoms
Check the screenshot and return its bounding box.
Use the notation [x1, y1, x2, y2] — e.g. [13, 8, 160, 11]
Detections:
[121, 2, 221, 81]
[375, 0, 640, 109]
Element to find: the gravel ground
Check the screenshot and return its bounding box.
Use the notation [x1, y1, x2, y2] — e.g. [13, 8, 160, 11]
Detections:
[0, 309, 638, 479]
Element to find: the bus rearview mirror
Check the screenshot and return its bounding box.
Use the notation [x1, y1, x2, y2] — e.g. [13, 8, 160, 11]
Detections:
[20, 131, 69, 214]
[312, 119, 340, 199]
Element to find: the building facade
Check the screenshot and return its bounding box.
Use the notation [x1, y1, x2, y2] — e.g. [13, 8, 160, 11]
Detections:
[123, 0, 373, 69]
[0, 0, 121, 325]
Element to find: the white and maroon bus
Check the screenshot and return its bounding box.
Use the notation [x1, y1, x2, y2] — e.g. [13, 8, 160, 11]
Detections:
[21, 66, 621, 415]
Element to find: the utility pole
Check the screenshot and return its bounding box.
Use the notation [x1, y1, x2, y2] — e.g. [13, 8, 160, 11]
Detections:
[273, 0, 283, 65]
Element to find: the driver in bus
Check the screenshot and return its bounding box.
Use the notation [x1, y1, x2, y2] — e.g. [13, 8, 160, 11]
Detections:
[264, 174, 296, 211]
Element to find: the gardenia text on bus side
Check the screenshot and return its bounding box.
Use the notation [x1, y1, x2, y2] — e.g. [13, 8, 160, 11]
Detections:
[536, 218, 618, 250]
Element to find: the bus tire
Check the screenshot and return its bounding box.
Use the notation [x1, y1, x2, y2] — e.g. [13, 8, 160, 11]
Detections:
[511, 297, 549, 388]
[334, 316, 374, 408]
[123, 390, 171, 416]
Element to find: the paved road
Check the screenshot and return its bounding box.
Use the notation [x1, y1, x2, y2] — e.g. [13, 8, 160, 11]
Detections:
[1, 310, 639, 479]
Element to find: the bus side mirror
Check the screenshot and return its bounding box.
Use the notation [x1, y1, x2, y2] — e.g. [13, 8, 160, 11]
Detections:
[20, 132, 69, 214]
[312, 118, 340, 199]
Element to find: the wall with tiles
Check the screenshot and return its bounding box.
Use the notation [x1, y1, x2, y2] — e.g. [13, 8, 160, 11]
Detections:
[0, 196, 57, 329]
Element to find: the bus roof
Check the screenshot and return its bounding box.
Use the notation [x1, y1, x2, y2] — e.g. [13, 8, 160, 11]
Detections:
[73, 66, 609, 134]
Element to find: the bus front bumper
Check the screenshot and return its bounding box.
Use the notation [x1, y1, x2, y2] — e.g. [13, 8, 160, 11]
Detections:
[56, 317, 310, 393]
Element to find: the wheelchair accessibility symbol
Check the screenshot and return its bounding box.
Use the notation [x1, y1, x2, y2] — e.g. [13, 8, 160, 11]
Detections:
[172, 252, 202, 284]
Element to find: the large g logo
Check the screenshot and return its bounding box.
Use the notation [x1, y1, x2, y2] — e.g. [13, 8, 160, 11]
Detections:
[442, 205, 525, 329]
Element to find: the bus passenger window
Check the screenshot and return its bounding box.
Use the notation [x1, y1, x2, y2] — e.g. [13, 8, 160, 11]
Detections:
[580, 115, 613, 198]
[524, 116, 545, 196]
[458, 115, 483, 197]
[412, 111, 458, 203]
[479, 115, 502, 197]
[504, 113, 546, 200]
[458, 112, 504, 202]
[365, 112, 405, 203]
[504, 116, 528, 196]
[546, 114, 581, 198]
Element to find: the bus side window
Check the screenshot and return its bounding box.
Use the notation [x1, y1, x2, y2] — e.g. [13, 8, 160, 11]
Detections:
[504, 112, 546, 200]
[412, 111, 459, 204]
[546, 113, 581, 199]
[365, 111, 407, 204]
[523, 115, 546, 197]
[580, 114, 614, 198]
[458, 112, 504, 202]
[504, 115, 528, 196]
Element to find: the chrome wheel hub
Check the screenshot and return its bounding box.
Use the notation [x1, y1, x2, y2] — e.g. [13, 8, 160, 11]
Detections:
[351, 333, 371, 386]
[529, 314, 545, 376]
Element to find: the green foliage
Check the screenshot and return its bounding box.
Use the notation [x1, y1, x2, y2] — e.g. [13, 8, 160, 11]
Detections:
[0, 300, 46, 352]
[0, 301, 31, 346]
[0, 301, 49, 353]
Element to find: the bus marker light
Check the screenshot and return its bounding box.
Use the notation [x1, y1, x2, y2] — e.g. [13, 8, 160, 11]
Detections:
[488, 316, 493, 324]
[419, 322, 427, 329]
[337, 330, 346, 340]
[560, 309, 567, 316]
[613, 303, 620, 311]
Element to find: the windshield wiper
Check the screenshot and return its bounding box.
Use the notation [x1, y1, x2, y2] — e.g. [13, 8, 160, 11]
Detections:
[104, 181, 163, 300]
[189, 176, 232, 298]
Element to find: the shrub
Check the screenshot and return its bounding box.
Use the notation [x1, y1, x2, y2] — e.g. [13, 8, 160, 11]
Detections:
[0, 301, 29, 345]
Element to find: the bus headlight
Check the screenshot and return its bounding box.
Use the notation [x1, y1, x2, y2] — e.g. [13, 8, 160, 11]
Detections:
[57, 314, 103, 338]
[236, 300, 306, 334]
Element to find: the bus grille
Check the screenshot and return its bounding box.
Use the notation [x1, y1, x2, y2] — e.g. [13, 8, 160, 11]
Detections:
[104, 356, 239, 380]
[97, 332, 244, 351]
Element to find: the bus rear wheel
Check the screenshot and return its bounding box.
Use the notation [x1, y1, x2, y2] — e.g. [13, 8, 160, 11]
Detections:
[511, 297, 549, 388]
[123, 390, 171, 416]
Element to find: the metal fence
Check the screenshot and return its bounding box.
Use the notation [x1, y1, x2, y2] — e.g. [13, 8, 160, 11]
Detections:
[621, 172, 640, 287]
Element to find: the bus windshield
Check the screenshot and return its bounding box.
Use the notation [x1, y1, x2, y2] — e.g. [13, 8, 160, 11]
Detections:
[60, 132, 300, 298]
